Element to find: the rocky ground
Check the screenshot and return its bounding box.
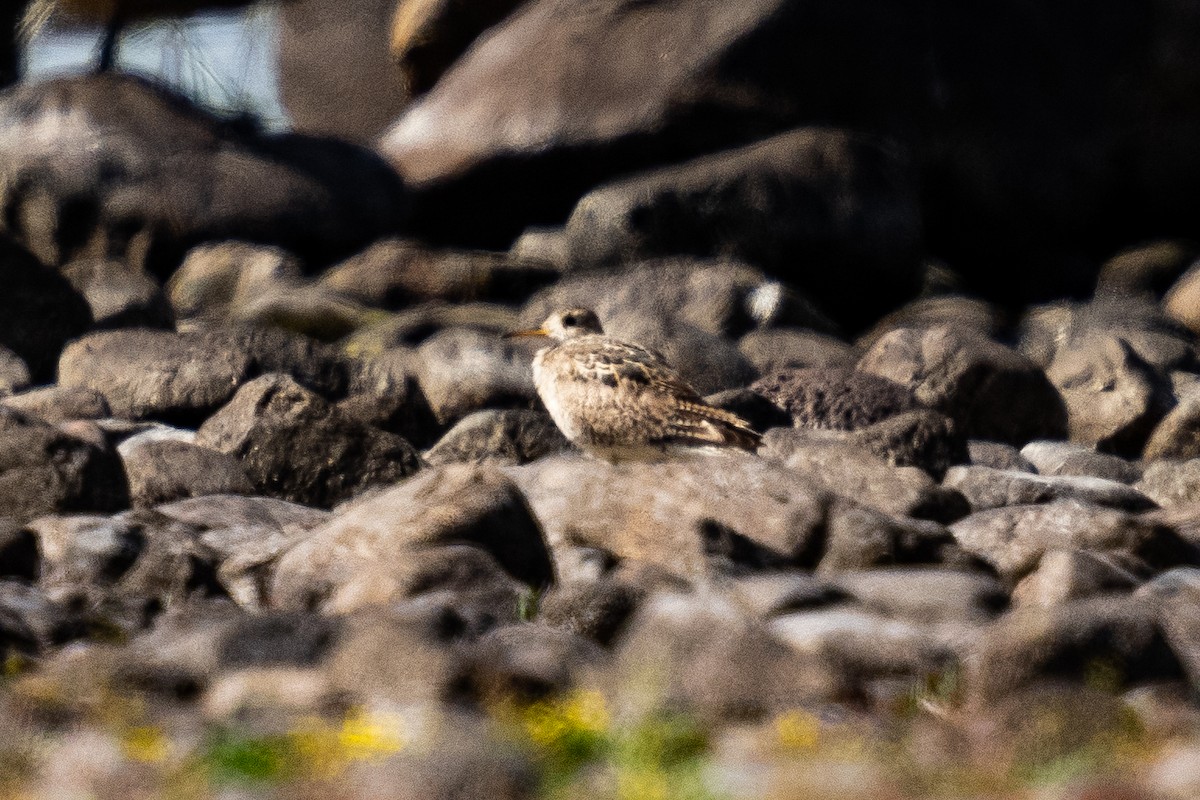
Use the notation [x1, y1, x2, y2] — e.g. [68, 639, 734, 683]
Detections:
[3, 8, 1200, 795]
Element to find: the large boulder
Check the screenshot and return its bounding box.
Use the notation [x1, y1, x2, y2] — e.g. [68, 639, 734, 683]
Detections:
[0, 73, 407, 278]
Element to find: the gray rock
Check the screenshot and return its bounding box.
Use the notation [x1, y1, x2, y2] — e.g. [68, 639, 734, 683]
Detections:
[340, 359, 441, 448]
[943, 465, 1157, 512]
[462, 623, 606, 701]
[949, 500, 1195, 582]
[739, 328, 855, 374]
[829, 568, 1008, 623]
[425, 409, 571, 466]
[1137, 459, 1200, 508]
[968, 441, 1036, 473]
[762, 429, 968, 522]
[196, 374, 422, 509]
[120, 440, 254, 509]
[0, 385, 110, 423]
[0, 408, 129, 523]
[852, 408, 968, 478]
[857, 295, 1006, 351]
[114, 424, 197, 456]
[1096, 240, 1198, 298]
[722, 572, 848, 619]
[858, 325, 1067, 446]
[751, 367, 920, 430]
[0, 581, 81, 656]
[1012, 549, 1141, 607]
[1021, 440, 1143, 484]
[416, 327, 538, 425]
[1046, 333, 1176, 456]
[538, 562, 687, 645]
[271, 465, 552, 610]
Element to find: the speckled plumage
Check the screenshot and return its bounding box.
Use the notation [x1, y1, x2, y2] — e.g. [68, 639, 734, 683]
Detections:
[517, 308, 760, 461]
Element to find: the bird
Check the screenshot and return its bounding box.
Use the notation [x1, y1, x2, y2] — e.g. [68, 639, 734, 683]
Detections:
[507, 307, 761, 461]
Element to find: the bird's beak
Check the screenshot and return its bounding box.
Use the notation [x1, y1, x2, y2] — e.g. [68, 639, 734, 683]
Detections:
[503, 328, 550, 339]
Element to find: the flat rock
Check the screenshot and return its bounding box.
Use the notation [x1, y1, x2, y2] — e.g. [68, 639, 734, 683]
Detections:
[1021, 440, 1144, 484]
[424, 409, 571, 466]
[0, 385, 110, 423]
[944, 465, 1157, 512]
[271, 465, 553, 610]
[858, 325, 1067, 445]
[196, 374, 421, 509]
[59, 326, 352, 425]
[949, 500, 1196, 582]
[1137, 459, 1200, 508]
[121, 440, 254, 509]
[0, 408, 129, 523]
[829, 568, 1008, 624]
[739, 329, 855, 374]
[968, 441, 1036, 473]
[1012, 549, 1141, 607]
[751, 367, 920, 430]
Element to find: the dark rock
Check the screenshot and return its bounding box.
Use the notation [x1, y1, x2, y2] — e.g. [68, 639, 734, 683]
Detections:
[830, 568, 1008, 624]
[559, 128, 921, 329]
[943, 466, 1157, 512]
[0, 73, 407, 275]
[1046, 333, 1177, 456]
[1012, 549, 1141, 607]
[1021, 440, 1144, 484]
[1144, 394, 1200, 461]
[425, 409, 571, 466]
[57, 252, 174, 329]
[337, 370, 441, 449]
[272, 466, 552, 610]
[0, 408, 129, 522]
[120, 440, 254, 508]
[320, 238, 558, 308]
[968, 441, 1036, 473]
[739, 329, 855, 374]
[462, 623, 606, 701]
[819, 502, 971, 574]
[949, 501, 1196, 582]
[0, 519, 36, 580]
[58, 326, 352, 424]
[1142, 505, 1200, 553]
[702, 388, 792, 434]
[761, 429, 968, 522]
[852, 408, 968, 478]
[415, 327, 538, 425]
[219, 612, 339, 668]
[1137, 460, 1200, 508]
[0, 346, 29, 397]
[523, 258, 770, 338]
[0, 237, 92, 382]
[751, 367, 920, 430]
[278, 0, 411, 143]
[0, 385, 110, 423]
[858, 325, 1068, 446]
[539, 563, 687, 645]
[0, 581, 82, 656]
[195, 374, 421, 509]
[971, 597, 1185, 700]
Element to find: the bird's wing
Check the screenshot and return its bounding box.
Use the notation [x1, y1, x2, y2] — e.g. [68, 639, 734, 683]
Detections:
[568, 338, 702, 400]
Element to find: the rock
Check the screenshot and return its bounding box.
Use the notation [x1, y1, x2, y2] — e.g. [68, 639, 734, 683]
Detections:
[829, 569, 1007, 624]
[0, 73, 408, 275]
[1141, 505, 1200, 552]
[337, 370, 442, 449]
[157, 494, 331, 609]
[851, 408, 968, 478]
[1137, 460, 1200, 508]
[0, 237, 92, 382]
[120, 440, 254, 509]
[949, 501, 1196, 582]
[968, 441, 1036, 473]
[507, 453, 966, 581]
[114, 424, 196, 457]
[57, 251, 174, 329]
[278, 0, 411, 143]
[0, 519, 37, 581]
[0, 346, 29, 397]
[218, 612, 339, 668]
[0, 581, 82, 656]
[761, 429, 968, 522]
[702, 388, 793, 434]
[1144, 394, 1200, 461]
[1096, 240, 1199, 299]
[1021, 298, 1197, 373]
[415, 327, 538, 425]
[167, 241, 304, 323]
[28, 510, 222, 610]
[1021, 440, 1144, 484]
[739, 329, 855, 374]
[462, 623, 606, 701]
[425, 409, 571, 466]
[538, 563, 687, 644]
[0, 408, 129, 523]
[856, 295, 1007, 351]
[612, 593, 839, 720]
[523, 258, 772, 338]
[195, 374, 422, 509]
[347, 303, 521, 357]
[0, 385, 110, 423]
[271, 466, 553, 610]
[1046, 333, 1176, 456]
[1012, 549, 1141, 607]
[723, 572, 848, 618]
[943, 466, 1157, 512]
[970, 597, 1184, 699]
[320, 238, 558, 308]
[58, 326, 352, 424]
[751, 367, 920, 430]
[559, 128, 921, 329]
[1164, 262, 1200, 335]
[858, 325, 1067, 445]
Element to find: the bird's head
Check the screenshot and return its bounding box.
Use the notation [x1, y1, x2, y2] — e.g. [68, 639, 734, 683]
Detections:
[506, 307, 604, 342]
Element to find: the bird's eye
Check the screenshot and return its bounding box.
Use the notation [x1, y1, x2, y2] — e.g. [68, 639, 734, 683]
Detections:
[563, 314, 579, 326]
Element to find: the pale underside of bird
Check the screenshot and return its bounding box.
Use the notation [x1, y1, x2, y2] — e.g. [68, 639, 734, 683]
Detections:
[509, 308, 761, 462]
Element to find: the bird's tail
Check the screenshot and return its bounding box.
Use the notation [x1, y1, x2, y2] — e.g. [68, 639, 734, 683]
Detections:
[671, 401, 762, 452]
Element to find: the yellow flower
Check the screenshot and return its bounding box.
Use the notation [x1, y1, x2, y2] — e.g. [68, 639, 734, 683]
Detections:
[521, 690, 610, 747]
[775, 710, 820, 752]
[123, 725, 170, 764]
[290, 708, 407, 779]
